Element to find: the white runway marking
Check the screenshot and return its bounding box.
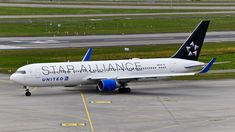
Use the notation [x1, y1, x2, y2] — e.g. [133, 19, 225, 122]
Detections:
[31, 40, 61, 44]
[0, 45, 24, 49]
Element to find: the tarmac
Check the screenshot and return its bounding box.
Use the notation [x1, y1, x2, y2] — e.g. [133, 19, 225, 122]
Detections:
[0, 1, 234, 131]
[0, 31, 235, 49]
[1, 3, 235, 10]
[0, 73, 235, 131]
[1, 11, 235, 19]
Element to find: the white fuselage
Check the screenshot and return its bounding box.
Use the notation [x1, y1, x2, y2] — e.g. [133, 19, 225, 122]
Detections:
[10, 58, 204, 87]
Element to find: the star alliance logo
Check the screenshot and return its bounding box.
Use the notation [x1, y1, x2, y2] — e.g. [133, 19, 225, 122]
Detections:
[186, 42, 199, 56]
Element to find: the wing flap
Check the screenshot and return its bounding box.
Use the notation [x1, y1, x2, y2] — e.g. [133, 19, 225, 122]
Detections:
[117, 73, 196, 80]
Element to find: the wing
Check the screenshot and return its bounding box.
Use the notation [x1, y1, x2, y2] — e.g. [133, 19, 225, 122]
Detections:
[87, 72, 196, 81]
[87, 57, 216, 81]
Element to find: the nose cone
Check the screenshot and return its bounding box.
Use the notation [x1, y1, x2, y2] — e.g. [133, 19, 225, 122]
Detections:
[10, 73, 22, 83]
[10, 73, 16, 82]
[10, 72, 27, 85]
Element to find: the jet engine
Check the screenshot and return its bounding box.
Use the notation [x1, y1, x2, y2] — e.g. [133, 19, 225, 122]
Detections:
[96, 79, 119, 92]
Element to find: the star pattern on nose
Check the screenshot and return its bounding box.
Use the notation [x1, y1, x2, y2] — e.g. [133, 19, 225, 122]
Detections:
[186, 42, 199, 57]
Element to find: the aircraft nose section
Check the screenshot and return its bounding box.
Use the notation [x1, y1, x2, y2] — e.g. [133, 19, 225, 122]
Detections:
[10, 73, 22, 83]
[10, 73, 16, 81]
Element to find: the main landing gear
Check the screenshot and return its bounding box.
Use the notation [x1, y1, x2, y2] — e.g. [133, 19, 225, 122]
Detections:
[118, 83, 131, 93]
[24, 86, 31, 96]
[118, 87, 131, 93]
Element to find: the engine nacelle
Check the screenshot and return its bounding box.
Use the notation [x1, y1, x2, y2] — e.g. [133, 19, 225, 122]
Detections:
[97, 79, 119, 92]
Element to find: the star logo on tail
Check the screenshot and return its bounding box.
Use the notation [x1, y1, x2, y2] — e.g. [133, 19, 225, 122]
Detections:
[186, 42, 199, 57]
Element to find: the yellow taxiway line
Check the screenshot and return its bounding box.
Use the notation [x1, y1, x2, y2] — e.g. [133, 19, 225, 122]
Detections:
[81, 92, 95, 132]
[89, 100, 112, 104]
[61, 122, 86, 127]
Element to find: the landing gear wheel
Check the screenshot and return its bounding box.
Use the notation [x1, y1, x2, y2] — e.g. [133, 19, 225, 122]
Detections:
[25, 91, 31, 96]
[118, 88, 131, 93]
[24, 86, 31, 96]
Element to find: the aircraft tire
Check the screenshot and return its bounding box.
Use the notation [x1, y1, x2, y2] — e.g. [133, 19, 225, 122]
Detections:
[25, 92, 31, 96]
[118, 88, 131, 93]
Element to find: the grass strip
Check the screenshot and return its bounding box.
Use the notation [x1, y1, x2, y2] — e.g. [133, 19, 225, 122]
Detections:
[1, 15, 235, 36]
[0, 7, 218, 15]
[0, 42, 234, 76]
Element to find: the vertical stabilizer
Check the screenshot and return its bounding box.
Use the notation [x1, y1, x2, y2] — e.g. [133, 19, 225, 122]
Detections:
[172, 20, 210, 61]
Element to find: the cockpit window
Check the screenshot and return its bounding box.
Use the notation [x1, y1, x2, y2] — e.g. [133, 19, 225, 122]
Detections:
[16, 70, 26, 74]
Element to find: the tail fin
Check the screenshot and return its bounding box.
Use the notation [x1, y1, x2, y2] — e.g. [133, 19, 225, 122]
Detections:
[172, 20, 210, 61]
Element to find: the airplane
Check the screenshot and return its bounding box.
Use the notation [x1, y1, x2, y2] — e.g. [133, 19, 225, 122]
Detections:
[10, 20, 216, 96]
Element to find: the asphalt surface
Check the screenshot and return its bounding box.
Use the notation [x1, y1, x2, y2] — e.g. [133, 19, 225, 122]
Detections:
[0, 73, 235, 131]
[1, 11, 235, 19]
[1, 3, 235, 10]
[0, 31, 234, 49]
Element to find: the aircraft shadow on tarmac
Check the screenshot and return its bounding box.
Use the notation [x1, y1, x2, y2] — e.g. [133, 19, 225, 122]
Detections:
[64, 85, 205, 97]
[18, 83, 214, 97]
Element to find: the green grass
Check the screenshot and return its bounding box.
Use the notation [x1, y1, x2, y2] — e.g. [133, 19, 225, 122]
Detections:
[0, 7, 217, 15]
[171, 72, 235, 80]
[0, 42, 234, 76]
[4, 1, 235, 6]
[1, 15, 235, 36]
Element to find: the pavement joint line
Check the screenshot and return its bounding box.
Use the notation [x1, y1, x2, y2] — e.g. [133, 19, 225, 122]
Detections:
[81, 92, 95, 132]
[148, 116, 222, 132]
[157, 96, 178, 123]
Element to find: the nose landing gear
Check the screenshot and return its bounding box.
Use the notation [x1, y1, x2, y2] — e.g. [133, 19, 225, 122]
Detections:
[24, 86, 31, 96]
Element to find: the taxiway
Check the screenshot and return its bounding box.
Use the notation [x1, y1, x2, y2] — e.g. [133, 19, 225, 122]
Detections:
[1, 3, 235, 10]
[0, 74, 235, 131]
[1, 11, 235, 19]
[0, 31, 235, 49]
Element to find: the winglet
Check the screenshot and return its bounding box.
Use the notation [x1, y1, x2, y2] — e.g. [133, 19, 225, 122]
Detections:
[199, 57, 216, 73]
[82, 48, 92, 62]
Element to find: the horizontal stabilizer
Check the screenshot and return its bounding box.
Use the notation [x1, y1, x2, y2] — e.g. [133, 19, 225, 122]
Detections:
[214, 61, 230, 65]
[184, 64, 204, 69]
